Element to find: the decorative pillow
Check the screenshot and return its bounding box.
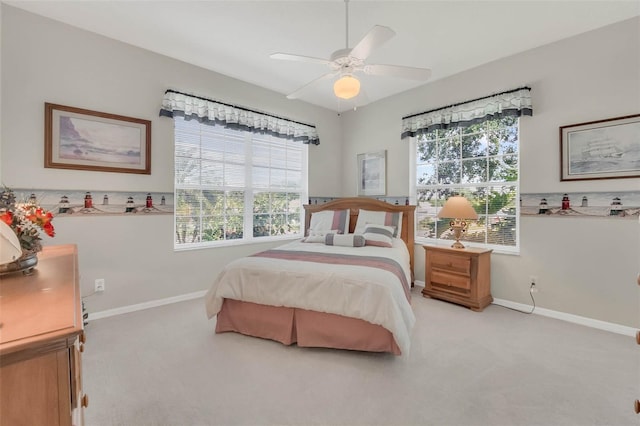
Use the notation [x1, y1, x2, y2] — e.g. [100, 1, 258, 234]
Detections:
[363, 223, 395, 248]
[309, 210, 350, 234]
[303, 229, 338, 243]
[325, 233, 365, 247]
[354, 209, 402, 237]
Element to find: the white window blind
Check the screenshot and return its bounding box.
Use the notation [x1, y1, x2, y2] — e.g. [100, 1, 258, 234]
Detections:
[174, 116, 307, 248]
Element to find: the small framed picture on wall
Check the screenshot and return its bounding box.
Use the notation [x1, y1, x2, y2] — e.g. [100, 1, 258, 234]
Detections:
[357, 150, 386, 196]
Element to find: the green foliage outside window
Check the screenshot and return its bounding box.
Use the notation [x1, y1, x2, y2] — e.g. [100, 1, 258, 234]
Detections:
[253, 192, 301, 237]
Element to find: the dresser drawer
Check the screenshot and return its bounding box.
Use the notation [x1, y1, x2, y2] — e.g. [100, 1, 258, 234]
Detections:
[431, 270, 471, 291]
[430, 252, 471, 275]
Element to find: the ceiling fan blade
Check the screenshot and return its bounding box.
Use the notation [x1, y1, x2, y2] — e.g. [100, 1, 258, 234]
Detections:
[270, 52, 331, 66]
[349, 25, 396, 60]
[364, 64, 432, 80]
[286, 72, 338, 99]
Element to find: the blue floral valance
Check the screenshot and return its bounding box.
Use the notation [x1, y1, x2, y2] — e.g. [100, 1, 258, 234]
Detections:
[160, 90, 320, 145]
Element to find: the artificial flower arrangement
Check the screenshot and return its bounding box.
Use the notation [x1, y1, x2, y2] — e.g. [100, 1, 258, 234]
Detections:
[0, 188, 55, 256]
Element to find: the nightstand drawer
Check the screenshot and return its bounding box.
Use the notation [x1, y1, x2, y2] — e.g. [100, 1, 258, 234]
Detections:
[431, 270, 471, 291]
[430, 252, 471, 275]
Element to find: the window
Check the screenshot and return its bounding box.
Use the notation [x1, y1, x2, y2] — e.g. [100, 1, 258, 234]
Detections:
[412, 116, 520, 251]
[174, 117, 308, 249]
[404, 87, 531, 252]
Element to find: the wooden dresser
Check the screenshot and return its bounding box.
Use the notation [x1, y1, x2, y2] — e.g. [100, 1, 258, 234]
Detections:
[635, 273, 640, 415]
[636, 330, 640, 415]
[0, 244, 87, 426]
[422, 244, 492, 311]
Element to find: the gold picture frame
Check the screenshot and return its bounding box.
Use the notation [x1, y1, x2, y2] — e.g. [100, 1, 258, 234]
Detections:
[45, 103, 151, 174]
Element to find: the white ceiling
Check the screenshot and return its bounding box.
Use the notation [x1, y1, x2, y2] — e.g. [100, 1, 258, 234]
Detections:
[5, 1, 640, 112]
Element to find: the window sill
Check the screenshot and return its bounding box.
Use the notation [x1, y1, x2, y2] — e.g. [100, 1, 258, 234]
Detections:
[415, 237, 520, 255]
[174, 234, 302, 252]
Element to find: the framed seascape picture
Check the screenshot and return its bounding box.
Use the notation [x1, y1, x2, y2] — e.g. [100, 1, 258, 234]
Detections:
[560, 114, 640, 181]
[45, 103, 152, 174]
[357, 150, 386, 196]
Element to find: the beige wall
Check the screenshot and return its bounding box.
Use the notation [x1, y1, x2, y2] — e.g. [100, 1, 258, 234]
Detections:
[340, 17, 640, 327]
[2, 5, 639, 328]
[1, 5, 342, 313]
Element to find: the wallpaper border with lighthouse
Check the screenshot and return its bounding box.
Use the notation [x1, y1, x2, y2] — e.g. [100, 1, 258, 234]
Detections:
[7, 188, 639, 220]
[10, 188, 174, 217]
[521, 190, 639, 219]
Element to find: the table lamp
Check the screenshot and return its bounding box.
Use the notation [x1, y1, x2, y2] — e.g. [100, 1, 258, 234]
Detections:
[0, 220, 22, 265]
[438, 196, 478, 249]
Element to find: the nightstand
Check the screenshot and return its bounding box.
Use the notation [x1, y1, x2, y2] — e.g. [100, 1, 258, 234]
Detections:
[422, 244, 492, 311]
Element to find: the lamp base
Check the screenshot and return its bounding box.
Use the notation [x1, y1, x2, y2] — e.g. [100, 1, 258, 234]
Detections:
[451, 240, 466, 249]
[449, 220, 467, 249]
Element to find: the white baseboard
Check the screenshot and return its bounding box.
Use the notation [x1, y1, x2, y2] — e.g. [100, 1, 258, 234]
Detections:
[87, 290, 207, 321]
[492, 298, 636, 337]
[87, 288, 636, 338]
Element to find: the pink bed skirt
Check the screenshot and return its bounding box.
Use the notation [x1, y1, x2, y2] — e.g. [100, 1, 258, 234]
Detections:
[215, 298, 401, 355]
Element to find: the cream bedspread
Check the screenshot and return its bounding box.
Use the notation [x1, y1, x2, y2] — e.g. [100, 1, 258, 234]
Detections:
[204, 238, 416, 354]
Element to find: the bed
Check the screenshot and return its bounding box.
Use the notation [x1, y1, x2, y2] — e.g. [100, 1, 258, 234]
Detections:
[204, 197, 416, 355]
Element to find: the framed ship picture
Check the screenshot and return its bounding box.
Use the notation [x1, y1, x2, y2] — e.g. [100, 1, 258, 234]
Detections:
[560, 114, 640, 181]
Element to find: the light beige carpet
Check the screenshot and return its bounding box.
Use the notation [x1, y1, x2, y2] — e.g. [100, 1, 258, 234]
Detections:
[82, 288, 638, 426]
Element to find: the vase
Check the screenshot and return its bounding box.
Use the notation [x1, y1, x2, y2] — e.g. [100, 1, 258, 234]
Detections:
[0, 251, 38, 276]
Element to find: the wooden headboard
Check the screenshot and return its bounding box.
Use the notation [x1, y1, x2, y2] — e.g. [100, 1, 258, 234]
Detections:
[304, 197, 416, 279]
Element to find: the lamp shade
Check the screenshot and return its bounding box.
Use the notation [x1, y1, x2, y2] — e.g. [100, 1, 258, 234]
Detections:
[0, 221, 22, 265]
[333, 75, 360, 100]
[438, 196, 478, 220]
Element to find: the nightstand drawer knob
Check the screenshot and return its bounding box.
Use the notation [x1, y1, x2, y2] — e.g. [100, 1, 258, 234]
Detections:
[82, 394, 89, 408]
[636, 331, 640, 345]
[635, 399, 640, 414]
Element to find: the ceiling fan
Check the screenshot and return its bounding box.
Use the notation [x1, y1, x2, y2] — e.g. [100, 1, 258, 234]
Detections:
[270, 0, 431, 101]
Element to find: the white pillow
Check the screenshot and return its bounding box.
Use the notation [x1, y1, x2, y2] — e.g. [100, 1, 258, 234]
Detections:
[325, 233, 365, 247]
[309, 210, 350, 234]
[354, 209, 402, 238]
[303, 229, 338, 243]
[363, 224, 395, 248]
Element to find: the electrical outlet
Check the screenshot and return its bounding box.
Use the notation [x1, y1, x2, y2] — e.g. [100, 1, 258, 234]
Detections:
[530, 283, 538, 293]
[95, 278, 105, 292]
[529, 275, 537, 285]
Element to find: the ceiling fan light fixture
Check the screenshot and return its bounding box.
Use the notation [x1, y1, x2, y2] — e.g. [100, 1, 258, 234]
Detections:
[333, 75, 360, 99]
